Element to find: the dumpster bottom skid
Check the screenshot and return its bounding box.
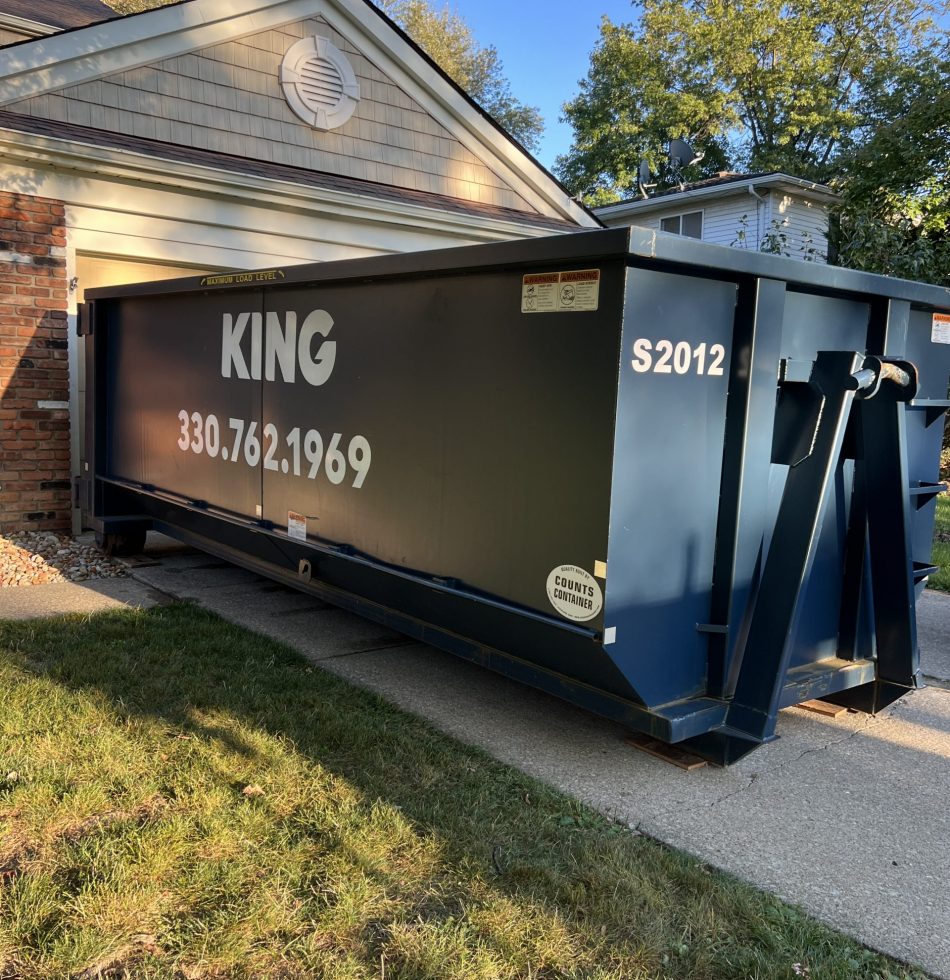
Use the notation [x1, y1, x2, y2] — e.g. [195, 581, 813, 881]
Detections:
[80, 230, 950, 765]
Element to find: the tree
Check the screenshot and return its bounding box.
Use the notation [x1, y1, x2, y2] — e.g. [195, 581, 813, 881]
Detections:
[104, 0, 175, 12]
[832, 44, 949, 284]
[556, 0, 940, 204]
[377, 0, 543, 151]
[104, 0, 544, 152]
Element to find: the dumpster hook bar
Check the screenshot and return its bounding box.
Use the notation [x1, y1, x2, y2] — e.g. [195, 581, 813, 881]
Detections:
[855, 356, 918, 402]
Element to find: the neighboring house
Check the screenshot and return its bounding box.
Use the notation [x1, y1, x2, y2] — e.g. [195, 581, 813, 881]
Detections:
[0, 0, 595, 534]
[596, 171, 838, 264]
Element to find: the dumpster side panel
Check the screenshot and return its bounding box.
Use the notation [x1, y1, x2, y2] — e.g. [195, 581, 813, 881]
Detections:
[257, 266, 624, 622]
[106, 290, 263, 518]
[604, 267, 736, 706]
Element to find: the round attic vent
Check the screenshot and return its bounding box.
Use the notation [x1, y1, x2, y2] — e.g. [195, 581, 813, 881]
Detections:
[280, 36, 360, 131]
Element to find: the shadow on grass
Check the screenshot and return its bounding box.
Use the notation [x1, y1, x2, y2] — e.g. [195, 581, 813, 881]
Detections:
[0, 604, 924, 980]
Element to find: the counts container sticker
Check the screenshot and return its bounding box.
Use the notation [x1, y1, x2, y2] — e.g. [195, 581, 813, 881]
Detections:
[933, 313, 950, 345]
[546, 564, 603, 622]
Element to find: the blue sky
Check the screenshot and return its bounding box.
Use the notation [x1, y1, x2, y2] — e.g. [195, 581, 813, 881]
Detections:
[450, 0, 638, 169]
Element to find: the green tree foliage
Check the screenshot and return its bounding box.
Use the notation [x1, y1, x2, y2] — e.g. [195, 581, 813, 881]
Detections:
[832, 45, 950, 284]
[378, 0, 543, 151]
[104, 0, 543, 151]
[104, 0, 175, 13]
[556, 0, 939, 204]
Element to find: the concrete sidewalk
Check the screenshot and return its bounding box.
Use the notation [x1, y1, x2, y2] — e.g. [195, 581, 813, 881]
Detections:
[0, 577, 169, 620]
[2, 538, 949, 977]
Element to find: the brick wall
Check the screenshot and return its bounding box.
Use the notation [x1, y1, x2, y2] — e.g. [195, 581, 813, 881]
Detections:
[0, 192, 70, 533]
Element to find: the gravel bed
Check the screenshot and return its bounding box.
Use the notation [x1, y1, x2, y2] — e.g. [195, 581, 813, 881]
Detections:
[1, 532, 128, 588]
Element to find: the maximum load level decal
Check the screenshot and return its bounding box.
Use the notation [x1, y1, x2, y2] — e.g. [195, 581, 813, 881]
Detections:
[546, 564, 603, 622]
[522, 269, 600, 314]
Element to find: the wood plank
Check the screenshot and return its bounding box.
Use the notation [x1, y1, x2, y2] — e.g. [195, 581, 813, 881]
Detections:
[798, 699, 848, 718]
[625, 734, 708, 771]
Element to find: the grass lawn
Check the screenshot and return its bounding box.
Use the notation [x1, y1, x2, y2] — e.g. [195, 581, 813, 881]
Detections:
[931, 494, 950, 593]
[0, 605, 927, 980]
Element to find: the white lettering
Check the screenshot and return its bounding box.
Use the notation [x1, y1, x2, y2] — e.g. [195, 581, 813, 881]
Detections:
[221, 312, 250, 379]
[265, 311, 297, 383]
[249, 312, 263, 380]
[222, 309, 337, 386]
[298, 309, 336, 387]
[630, 338, 728, 377]
[631, 337, 653, 373]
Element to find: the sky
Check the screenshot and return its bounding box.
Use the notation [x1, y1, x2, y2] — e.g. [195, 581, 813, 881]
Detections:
[449, 0, 638, 169]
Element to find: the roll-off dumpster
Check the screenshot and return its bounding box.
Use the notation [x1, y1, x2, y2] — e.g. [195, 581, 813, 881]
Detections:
[80, 228, 950, 763]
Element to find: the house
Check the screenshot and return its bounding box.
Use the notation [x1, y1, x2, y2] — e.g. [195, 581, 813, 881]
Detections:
[0, 0, 596, 534]
[596, 171, 838, 264]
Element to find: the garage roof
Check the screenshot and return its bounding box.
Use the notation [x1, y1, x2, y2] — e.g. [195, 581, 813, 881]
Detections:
[0, 0, 114, 30]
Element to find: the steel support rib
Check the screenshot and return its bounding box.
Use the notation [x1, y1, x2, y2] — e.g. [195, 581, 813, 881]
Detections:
[831, 371, 921, 708]
[863, 397, 920, 687]
[707, 277, 786, 697]
[725, 350, 865, 744]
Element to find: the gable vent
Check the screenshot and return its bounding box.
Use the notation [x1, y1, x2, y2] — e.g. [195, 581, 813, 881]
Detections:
[299, 57, 345, 107]
[281, 36, 360, 131]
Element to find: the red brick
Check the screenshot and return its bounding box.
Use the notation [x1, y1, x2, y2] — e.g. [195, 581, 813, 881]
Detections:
[15, 221, 56, 234]
[0, 209, 40, 223]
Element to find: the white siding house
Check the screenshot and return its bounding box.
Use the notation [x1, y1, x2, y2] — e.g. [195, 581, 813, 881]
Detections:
[596, 173, 837, 263]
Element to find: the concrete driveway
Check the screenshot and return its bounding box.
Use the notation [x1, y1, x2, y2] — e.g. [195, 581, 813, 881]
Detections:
[5, 536, 950, 977]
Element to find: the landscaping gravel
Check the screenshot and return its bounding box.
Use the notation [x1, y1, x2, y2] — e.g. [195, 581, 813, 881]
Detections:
[0, 532, 127, 588]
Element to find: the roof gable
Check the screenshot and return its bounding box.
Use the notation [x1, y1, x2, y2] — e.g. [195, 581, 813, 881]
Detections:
[5, 13, 534, 211]
[0, 0, 593, 225]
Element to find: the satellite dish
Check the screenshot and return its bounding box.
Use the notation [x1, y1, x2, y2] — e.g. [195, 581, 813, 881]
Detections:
[669, 138, 704, 169]
[637, 160, 656, 199]
[668, 139, 705, 190]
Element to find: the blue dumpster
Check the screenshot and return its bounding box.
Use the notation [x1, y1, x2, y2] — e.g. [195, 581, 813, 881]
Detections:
[80, 228, 950, 762]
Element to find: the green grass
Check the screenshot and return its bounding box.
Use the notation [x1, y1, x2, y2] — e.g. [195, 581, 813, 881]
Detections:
[0, 605, 927, 980]
[931, 494, 950, 593]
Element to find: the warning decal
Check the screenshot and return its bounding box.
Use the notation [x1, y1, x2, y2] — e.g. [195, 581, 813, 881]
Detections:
[522, 269, 600, 313]
[933, 313, 950, 345]
[287, 510, 307, 542]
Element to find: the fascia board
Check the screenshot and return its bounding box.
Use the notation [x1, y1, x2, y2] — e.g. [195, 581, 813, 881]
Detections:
[0, 0, 593, 227]
[0, 0, 325, 101]
[0, 125, 571, 242]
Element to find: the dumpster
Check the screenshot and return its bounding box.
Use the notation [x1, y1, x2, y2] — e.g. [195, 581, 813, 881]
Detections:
[80, 228, 950, 763]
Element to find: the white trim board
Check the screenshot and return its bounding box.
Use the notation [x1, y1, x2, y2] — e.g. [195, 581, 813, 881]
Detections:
[0, 0, 594, 227]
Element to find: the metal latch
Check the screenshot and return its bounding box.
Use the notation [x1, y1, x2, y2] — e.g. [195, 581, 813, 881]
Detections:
[77, 300, 95, 336]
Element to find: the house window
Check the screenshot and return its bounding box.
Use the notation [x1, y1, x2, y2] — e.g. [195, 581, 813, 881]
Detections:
[660, 211, 703, 239]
